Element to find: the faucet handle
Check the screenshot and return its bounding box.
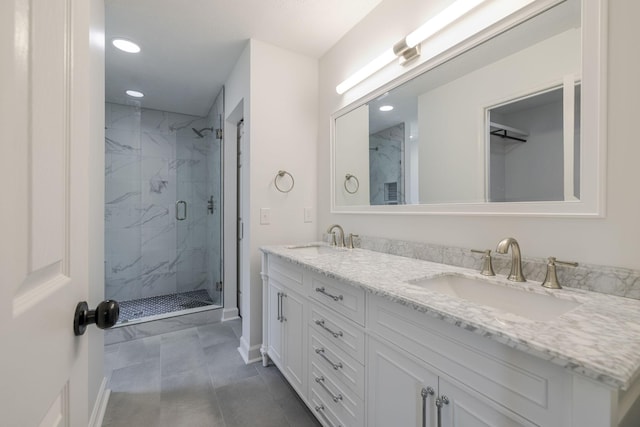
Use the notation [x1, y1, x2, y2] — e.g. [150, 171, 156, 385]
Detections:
[471, 249, 495, 276]
[347, 234, 359, 249]
[542, 257, 578, 289]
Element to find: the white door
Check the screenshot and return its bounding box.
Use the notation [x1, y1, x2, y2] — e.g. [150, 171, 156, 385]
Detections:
[438, 378, 528, 427]
[0, 0, 97, 425]
[267, 280, 285, 368]
[367, 337, 439, 427]
[282, 288, 306, 396]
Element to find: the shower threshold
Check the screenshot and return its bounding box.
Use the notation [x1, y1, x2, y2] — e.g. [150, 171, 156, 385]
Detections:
[115, 290, 221, 327]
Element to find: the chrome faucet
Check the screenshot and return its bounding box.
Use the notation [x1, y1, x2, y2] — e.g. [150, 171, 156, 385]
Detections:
[326, 224, 345, 247]
[495, 237, 526, 282]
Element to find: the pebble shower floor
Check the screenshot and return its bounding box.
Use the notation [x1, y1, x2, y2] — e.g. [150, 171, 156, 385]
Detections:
[117, 290, 215, 323]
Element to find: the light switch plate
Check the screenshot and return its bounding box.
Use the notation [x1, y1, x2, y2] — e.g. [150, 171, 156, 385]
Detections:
[260, 208, 270, 225]
[304, 207, 312, 223]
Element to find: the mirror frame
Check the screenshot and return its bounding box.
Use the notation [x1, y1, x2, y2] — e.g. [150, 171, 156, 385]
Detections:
[330, 0, 606, 217]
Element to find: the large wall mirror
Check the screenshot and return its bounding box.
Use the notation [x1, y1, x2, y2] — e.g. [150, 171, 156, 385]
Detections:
[332, 0, 605, 216]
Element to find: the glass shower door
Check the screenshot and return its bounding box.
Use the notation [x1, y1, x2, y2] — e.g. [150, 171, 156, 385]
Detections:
[175, 88, 224, 309]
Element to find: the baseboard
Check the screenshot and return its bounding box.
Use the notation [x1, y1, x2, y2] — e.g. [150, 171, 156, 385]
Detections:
[221, 307, 239, 321]
[238, 336, 262, 364]
[88, 377, 110, 427]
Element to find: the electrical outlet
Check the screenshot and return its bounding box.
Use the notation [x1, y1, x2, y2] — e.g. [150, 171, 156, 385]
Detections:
[304, 207, 312, 223]
[260, 208, 270, 225]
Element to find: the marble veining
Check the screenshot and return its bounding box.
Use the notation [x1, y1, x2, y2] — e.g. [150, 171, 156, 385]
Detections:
[369, 123, 405, 205]
[105, 101, 224, 304]
[261, 244, 640, 390]
[354, 235, 640, 300]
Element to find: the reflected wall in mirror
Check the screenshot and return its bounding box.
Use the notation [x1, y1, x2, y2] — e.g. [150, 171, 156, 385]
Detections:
[332, 0, 599, 214]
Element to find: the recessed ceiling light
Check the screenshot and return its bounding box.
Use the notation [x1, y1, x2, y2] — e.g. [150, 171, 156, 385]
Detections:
[113, 38, 141, 53]
[126, 90, 144, 98]
[379, 105, 394, 112]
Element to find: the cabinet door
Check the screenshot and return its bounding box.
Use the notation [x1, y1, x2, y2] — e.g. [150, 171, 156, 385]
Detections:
[283, 289, 307, 397]
[438, 378, 531, 427]
[368, 338, 438, 427]
[267, 281, 284, 368]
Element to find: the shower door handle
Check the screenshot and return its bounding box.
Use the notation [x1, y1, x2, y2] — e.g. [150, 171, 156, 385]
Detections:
[176, 200, 187, 220]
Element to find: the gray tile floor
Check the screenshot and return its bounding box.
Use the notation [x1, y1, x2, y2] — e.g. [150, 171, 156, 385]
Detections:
[103, 318, 321, 427]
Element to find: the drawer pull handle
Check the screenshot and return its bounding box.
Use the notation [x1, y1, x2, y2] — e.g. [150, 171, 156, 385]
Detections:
[315, 287, 343, 302]
[314, 405, 341, 427]
[315, 347, 343, 370]
[315, 376, 343, 403]
[315, 319, 343, 338]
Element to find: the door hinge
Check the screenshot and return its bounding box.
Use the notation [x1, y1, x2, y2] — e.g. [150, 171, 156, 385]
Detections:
[216, 128, 223, 139]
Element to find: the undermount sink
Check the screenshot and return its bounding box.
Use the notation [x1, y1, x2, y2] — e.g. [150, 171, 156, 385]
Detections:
[408, 274, 581, 322]
[286, 244, 341, 255]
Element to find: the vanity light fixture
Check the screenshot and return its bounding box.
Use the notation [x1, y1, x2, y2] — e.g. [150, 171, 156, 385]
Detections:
[335, 0, 487, 95]
[405, 0, 486, 48]
[125, 90, 144, 98]
[379, 105, 394, 112]
[336, 48, 396, 95]
[112, 38, 141, 53]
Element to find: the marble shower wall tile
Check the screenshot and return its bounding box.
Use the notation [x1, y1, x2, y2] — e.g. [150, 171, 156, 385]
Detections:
[355, 235, 640, 299]
[105, 102, 217, 302]
[108, 103, 141, 131]
[369, 123, 405, 205]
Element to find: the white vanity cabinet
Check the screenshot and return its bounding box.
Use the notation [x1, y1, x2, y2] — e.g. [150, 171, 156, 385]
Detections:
[367, 294, 574, 426]
[367, 336, 438, 427]
[368, 336, 547, 426]
[308, 271, 367, 427]
[263, 256, 308, 398]
[261, 251, 637, 427]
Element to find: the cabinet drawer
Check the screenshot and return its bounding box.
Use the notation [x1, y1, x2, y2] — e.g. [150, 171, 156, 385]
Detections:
[268, 256, 306, 293]
[309, 388, 345, 427]
[310, 361, 364, 427]
[309, 273, 365, 326]
[310, 330, 365, 399]
[310, 303, 365, 363]
[367, 294, 572, 426]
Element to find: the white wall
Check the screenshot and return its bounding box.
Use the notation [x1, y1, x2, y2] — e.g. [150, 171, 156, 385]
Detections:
[226, 39, 318, 361]
[223, 42, 249, 349]
[318, 0, 640, 271]
[501, 99, 564, 202]
[417, 29, 579, 203]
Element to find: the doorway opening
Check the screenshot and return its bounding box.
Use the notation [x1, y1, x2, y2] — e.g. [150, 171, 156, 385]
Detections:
[104, 89, 225, 326]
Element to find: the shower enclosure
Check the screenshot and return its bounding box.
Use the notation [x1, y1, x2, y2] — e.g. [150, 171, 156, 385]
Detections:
[105, 89, 224, 324]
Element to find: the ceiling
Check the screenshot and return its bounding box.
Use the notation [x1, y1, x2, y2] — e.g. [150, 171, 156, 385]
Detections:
[105, 0, 383, 117]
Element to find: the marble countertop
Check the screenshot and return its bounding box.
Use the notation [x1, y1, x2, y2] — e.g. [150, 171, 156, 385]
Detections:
[261, 243, 640, 390]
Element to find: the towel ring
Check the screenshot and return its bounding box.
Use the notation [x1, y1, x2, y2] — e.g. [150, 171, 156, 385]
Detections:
[344, 174, 359, 194]
[275, 170, 295, 193]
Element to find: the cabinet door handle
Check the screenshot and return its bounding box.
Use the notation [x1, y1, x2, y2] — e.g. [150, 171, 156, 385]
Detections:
[314, 405, 341, 427]
[280, 293, 287, 322]
[276, 292, 281, 321]
[315, 319, 343, 338]
[315, 376, 343, 403]
[421, 387, 435, 427]
[175, 200, 187, 220]
[436, 395, 449, 427]
[315, 287, 343, 302]
[314, 347, 343, 370]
